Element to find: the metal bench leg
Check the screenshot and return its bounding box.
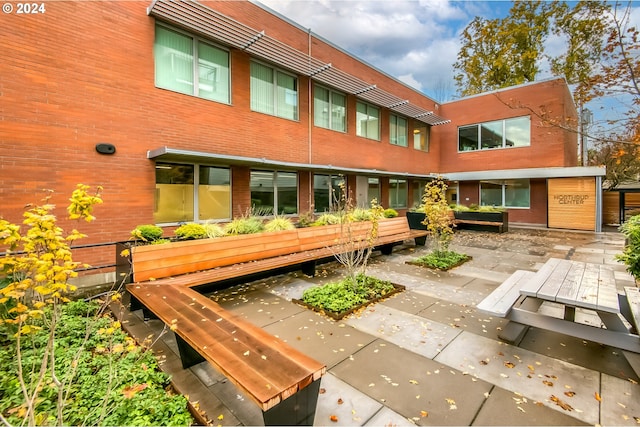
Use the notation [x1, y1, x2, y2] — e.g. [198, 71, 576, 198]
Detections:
[262, 378, 321, 426]
[175, 333, 206, 369]
[380, 243, 394, 255]
[301, 261, 316, 277]
[414, 236, 427, 246]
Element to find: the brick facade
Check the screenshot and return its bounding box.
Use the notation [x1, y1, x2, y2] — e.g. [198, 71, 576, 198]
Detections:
[1, 0, 590, 275]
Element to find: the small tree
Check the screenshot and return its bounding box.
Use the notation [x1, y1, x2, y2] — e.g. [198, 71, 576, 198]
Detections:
[331, 181, 384, 286]
[421, 177, 454, 254]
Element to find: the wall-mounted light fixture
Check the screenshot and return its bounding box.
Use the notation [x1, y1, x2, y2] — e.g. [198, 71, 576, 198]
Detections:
[95, 143, 116, 155]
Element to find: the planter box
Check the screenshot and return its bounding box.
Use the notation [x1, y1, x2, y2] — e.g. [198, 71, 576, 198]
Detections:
[406, 211, 427, 230]
[453, 211, 509, 233]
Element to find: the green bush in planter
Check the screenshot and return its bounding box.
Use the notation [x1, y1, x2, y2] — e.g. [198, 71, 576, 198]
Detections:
[224, 216, 264, 235]
[617, 214, 640, 280]
[204, 222, 226, 238]
[174, 222, 208, 240]
[383, 208, 398, 218]
[265, 216, 295, 231]
[312, 213, 342, 226]
[131, 224, 163, 242]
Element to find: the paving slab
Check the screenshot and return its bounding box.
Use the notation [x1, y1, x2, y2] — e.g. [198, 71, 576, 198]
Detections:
[211, 289, 306, 327]
[435, 331, 601, 425]
[600, 373, 640, 426]
[331, 339, 494, 426]
[472, 386, 587, 426]
[313, 373, 384, 426]
[380, 290, 438, 315]
[261, 308, 377, 369]
[344, 304, 462, 359]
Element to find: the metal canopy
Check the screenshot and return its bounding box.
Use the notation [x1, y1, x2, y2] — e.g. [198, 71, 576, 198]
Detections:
[147, 146, 436, 179]
[147, 0, 449, 126]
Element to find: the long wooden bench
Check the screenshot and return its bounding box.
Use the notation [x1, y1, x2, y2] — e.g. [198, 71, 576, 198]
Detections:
[124, 216, 428, 289]
[124, 216, 427, 424]
[127, 283, 325, 425]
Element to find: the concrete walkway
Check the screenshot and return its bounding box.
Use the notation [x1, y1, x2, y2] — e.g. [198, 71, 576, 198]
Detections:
[116, 226, 640, 426]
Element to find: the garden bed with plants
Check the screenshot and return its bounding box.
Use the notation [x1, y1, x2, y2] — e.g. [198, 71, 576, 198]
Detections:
[407, 251, 472, 271]
[293, 274, 404, 320]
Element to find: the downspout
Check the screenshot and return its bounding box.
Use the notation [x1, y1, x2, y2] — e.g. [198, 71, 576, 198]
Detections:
[308, 28, 313, 209]
[596, 175, 603, 232]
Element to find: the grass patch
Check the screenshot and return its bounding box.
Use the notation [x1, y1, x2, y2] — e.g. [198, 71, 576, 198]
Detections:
[409, 250, 470, 271]
[297, 274, 402, 319]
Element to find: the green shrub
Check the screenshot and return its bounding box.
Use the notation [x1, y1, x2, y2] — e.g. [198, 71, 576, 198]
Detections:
[302, 274, 395, 314]
[349, 208, 372, 222]
[204, 222, 226, 238]
[0, 300, 192, 426]
[264, 216, 295, 231]
[383, 208, 398, 218]
[295, 211, 315, 228]
[174, 222, 207, 240]
[224, 217, 264, 235]
[312, 213, 342, 226]
[617, 215, 640, 280]
[131, 224, 163, 242]
[413, 250, 470, 270]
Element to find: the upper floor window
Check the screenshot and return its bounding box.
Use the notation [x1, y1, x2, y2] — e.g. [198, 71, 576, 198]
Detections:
[250, 170, 298, 215]
[458, 116, 530, 152]
[356, 101, 380, 141]
[390, 115, 408, 147]
[314, 85, 346, 132]
[250, 62, 298, 120]
[413, 124, 430, 152]
[154, 25, 230, 103]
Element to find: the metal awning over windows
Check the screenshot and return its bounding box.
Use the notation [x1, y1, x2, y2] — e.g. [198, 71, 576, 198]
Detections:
[147, 0, 450, 126]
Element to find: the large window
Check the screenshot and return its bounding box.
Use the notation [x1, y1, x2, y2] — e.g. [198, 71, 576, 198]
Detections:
[368, 178, 380, 205]
[314, 85, 346, 132]
[314, 175, 345, 212]
[390, 115, 408, 147]
[389, 178, 408, 209]
[413, 125, 430, 152]
[480, 179, 530, 208]
[356, 101, 380, 140]
[154, 163, 230, 224]
[459, 116, 530, 151]
[154, 25, 230, 103]
[250, 170, 298, 215]
[250, 62, 298, 120]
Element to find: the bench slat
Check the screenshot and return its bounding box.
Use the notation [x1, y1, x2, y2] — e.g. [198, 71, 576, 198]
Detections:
[625, 287, 640, 333]
[128, 284, 326, 411]
[477, 270, 536, 317]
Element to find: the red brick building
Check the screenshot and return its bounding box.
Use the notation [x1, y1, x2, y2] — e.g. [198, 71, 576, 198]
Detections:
[0, 0, 604, 281]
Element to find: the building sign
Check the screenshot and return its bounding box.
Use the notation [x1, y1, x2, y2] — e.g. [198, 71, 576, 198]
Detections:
[548, 178, 596, 231]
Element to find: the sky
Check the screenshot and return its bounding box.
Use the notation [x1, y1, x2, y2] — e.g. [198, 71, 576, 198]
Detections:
[256, 0, 640, 137]
[256, 0, 534, 102]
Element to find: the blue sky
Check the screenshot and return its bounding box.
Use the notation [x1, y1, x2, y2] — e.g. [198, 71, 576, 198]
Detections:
[257, 0, 640, 137]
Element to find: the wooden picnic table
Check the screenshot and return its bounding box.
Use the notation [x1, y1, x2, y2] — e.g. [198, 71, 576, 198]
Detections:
[504, 258, 640, 354]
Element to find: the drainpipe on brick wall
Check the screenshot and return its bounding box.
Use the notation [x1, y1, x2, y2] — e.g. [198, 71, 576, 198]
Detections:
[308, 28, 313, 208]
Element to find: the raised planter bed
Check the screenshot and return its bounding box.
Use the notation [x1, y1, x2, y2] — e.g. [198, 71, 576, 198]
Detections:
[292, 283, 405, 321]
[453, 210, 508, 233]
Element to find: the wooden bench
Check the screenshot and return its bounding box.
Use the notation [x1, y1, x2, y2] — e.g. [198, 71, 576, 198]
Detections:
[127, 283, 325, 425]
[122, 216, 429, 289]
[454, 219, 505, 233]
[476, 269, 536, 343]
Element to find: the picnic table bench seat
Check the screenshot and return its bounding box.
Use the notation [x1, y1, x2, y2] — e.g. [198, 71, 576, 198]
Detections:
[128, 283, 325, 425]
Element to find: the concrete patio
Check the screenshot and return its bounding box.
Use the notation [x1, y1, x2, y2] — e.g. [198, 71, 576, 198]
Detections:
[116, 226, 640, 426]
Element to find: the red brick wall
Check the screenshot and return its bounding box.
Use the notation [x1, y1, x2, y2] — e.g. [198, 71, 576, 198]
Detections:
[437, 78, 579, 173]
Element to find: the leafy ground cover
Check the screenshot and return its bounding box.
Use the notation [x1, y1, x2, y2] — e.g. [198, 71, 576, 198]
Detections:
[0, 300, 193, 426]
[408, 250, 471, 271]
[296, 274, 403, 320]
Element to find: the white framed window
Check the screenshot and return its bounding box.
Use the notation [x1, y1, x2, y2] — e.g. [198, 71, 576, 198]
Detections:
[480, 179, 530, 208]
[250, 170, 298, 215]
[390, 114, 408, 147]
[250, 61, 298, 120]
[154, 24, 230, 103]
[314, 85, 346, 132]
[389, 178, 408, 208]
[154, 163, 231, 224]
[356, 101, 380, 140]
[459, 116, 530, 152]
